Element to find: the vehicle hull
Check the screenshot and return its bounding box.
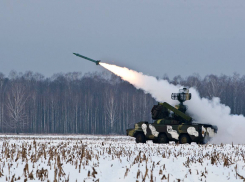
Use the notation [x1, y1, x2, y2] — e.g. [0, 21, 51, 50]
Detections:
[127, 120, 217, 144]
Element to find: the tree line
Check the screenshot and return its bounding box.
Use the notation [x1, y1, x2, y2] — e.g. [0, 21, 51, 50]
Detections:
[0, 71, 244, 134]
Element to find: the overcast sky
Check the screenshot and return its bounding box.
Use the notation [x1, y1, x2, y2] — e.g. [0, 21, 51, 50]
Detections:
[1, 0, 245, 79]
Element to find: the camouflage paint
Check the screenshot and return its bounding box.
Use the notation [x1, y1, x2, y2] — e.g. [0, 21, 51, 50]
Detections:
[149, 124, 159, 137]
[141, 124, 147, 135]
[202, 126, 206, 137]
[207, 127, 215, 137]
[167, 125, 179, 140]
[187, 127, 199, 137]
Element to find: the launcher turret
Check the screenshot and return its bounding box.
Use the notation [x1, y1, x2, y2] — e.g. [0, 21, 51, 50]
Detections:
[171, 87, 191, 113]
[151, 88, 192, 123]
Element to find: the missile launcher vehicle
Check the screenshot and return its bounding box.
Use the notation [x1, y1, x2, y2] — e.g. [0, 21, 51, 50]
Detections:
[126, 88, 218, 144]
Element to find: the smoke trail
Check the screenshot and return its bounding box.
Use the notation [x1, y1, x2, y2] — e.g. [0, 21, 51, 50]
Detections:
[100, 62, 245, 144]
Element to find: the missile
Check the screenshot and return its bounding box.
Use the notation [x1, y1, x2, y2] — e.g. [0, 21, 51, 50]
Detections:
[73, 53, 100, 65]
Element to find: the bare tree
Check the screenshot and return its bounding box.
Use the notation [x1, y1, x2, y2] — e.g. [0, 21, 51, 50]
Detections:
[5, 82, 29, 134]
[1, 70, 244, 135]
[105, 88, 118, 134]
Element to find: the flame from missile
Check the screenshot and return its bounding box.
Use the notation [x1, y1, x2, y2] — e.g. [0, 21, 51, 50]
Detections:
[100, 62, 245, 144]
[99, 63, 139, 85]
[100, 62, 179, 104]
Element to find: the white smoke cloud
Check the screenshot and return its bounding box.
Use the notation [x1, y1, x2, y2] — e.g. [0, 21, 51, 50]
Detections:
[100, 62, 245, 144]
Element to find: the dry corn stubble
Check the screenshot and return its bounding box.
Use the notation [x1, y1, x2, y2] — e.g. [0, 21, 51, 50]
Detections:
[0, 135, 245, 181]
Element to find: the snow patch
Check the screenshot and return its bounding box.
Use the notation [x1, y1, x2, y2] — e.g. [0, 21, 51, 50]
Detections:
[0, 134, 245, 181]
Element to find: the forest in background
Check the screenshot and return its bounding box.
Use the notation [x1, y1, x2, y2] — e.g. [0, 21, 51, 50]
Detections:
[0, 70, 244, 134]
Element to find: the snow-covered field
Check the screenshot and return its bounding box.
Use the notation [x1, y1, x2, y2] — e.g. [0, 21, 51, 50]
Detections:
[0, 135, 245, 182]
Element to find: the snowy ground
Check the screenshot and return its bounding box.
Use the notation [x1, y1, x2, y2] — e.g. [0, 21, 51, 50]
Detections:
[0, 135, 245, 182]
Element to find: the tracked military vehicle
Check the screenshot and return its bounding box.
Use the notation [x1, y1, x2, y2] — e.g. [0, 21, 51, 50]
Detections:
[126, 88, 218, 144]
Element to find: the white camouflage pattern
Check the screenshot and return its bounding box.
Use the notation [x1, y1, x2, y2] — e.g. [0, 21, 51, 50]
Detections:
[187, 127, 199, 137]
[141, 124, 147, 135]
[167, 125, 179, 140]
[149, 124, 159, 137]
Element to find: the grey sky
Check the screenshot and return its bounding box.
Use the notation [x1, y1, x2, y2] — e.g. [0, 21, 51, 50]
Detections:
[1, 0, 245, 79]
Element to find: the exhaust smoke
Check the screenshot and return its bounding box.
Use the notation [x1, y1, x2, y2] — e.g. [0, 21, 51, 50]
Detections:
[100, 62, 245, 144]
